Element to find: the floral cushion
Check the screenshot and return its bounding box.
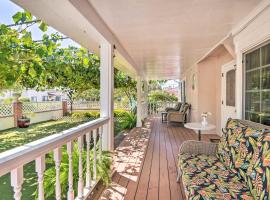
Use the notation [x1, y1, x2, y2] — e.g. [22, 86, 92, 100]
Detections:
[178, 153, 253, 200]
[216, 119, 270, 199]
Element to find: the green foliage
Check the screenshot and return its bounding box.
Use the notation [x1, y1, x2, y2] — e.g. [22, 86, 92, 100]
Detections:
[18, 97, 30, 102]
[119, 112, 137, 130]
[41, 144, 111, 199]
[1, 97, 13, 104]
[148, 80, 165, 91]
[114, 69, 137, 110]
[148, 90, 178, 103]
[114, 109, 129, 117]
[1, 10, 137, 106]
[71, 110, 137, 135]
[76, 88, 100, 101]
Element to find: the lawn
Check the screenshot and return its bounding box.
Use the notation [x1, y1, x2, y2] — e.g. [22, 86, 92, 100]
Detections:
[0, 119, 88, 200]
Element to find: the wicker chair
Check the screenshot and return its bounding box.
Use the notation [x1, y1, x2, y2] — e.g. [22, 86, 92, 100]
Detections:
[167, 103, 190, 125]
[165, 102, 182, 112]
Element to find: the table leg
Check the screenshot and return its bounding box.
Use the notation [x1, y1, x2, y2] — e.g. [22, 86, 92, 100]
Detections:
[198, 130, 201, 141]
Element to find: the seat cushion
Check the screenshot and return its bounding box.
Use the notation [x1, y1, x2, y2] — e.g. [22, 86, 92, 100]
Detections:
[178, 153, 253, 200]
[216, 119, 270, 199]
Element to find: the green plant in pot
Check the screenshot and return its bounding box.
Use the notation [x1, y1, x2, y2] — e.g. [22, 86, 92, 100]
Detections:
[17, 115, 31, 128]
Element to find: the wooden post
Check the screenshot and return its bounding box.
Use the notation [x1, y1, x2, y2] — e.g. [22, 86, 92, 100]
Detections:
[62, 101, 68, 116]
[100, 43, 114, 151]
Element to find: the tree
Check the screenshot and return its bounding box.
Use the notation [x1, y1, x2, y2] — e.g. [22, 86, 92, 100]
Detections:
[148, 90, 178, 103]
[42, 47, 100, 111]
[0, 10, 137, 112]
[114, 69, 137, 110]
[0, 11, 60, 90]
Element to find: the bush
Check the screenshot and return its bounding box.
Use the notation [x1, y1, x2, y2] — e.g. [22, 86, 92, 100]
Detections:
[114, 109, 128, 117]
[120, 112, 136, 130]
[148, 90, 178, 102]
[71, 110, 137, 135]
[18, 97, 30, 102]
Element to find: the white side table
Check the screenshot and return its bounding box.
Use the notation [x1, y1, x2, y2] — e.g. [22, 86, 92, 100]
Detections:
[184, 123, 216, 141]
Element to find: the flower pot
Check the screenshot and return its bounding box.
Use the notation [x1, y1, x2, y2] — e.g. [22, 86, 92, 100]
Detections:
[17, 118, 30, 128]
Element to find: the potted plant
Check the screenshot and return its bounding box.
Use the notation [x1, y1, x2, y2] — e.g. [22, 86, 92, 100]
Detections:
[17, 115, 31, 128]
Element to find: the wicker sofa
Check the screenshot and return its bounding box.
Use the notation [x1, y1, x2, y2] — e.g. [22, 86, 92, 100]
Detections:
[177, 118, 270, 200]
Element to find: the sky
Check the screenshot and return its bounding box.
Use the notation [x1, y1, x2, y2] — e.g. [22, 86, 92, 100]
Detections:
[0, 0, 80, 48]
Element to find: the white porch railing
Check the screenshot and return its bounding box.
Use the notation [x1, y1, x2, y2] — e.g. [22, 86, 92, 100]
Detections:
[148, 101, 176, 115]
[0, 117, 109, 200]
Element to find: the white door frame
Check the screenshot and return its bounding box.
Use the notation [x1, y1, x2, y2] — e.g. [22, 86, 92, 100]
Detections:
[221, 60, 237, 131]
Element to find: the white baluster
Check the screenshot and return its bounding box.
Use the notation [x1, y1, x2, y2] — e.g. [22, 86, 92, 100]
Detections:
[11, 166, 23, 200]
[85, 132, 92, 189]
[99, 126, 103, 160]
[35, 156, 45, 200]
[77, 136, 84, 199]
[93, 129, 97, 182]
[54, 148, 62, 200]
[67, 142, 74, 200]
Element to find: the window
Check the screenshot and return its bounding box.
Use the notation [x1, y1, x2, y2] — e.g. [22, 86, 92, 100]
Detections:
[31, 96, 37, 102]
[55, 96, 61, 101]
[226, 69, 236, 106]
[42, 96, 49, 101]
[244, 42, 270, 125]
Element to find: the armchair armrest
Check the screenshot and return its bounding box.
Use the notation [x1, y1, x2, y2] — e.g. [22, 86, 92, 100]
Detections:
[179, 140, 217, 156]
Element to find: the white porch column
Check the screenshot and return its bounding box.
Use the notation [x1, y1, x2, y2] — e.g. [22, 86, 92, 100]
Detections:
[100, 43, 114, 151]
[144, 81, 149, 118]
[136, 76, 142, 127]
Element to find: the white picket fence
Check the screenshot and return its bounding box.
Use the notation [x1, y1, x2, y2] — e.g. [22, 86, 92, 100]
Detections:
[68, 101, 131, 111]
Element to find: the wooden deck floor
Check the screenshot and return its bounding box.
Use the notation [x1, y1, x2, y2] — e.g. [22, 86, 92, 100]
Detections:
[98, 117, 219, 200]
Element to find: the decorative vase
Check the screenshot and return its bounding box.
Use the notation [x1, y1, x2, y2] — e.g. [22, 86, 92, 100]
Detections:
[201, 116, 208, 126]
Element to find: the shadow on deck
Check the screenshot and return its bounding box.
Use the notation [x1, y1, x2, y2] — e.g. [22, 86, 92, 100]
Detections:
[97, 117, 219, 200]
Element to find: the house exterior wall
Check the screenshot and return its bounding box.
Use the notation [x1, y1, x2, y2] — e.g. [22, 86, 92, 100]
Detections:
[182, 3, 270, 135]
[197, 51, 233, 135]
[234, 4, 270, 119]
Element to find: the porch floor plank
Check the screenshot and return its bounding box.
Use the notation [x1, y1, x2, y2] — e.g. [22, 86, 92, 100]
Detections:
[97, 117, 219, 200]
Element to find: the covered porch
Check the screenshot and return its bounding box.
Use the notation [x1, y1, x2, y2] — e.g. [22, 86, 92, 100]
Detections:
[0, 0, 269, 200]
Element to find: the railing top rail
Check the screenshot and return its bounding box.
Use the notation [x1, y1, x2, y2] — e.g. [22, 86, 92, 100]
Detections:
[0, 117, 109, 176]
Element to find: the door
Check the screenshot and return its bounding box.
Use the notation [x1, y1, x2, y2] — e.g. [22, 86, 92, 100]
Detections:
[221, 61, 237, 130]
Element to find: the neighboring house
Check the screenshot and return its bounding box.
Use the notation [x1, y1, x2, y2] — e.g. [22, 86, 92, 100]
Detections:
[0, 89, 68, 102]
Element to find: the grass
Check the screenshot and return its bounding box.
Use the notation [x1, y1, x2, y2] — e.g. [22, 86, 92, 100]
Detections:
[0, 119, 88, 200]
[0, 119, 88, 153]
